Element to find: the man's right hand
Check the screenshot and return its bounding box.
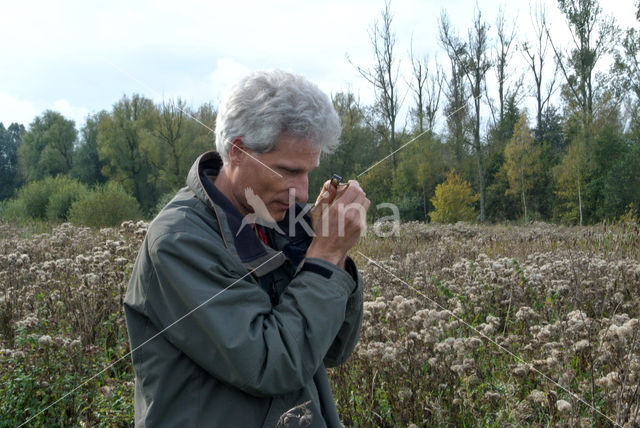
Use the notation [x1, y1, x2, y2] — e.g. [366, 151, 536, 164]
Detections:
[307, 180, 370, 267]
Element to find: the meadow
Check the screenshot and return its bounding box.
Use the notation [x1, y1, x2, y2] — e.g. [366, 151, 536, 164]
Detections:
[0, 219, 638, 427]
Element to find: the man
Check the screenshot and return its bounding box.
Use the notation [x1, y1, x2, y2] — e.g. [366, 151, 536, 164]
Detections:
[124, 70, 370, 427]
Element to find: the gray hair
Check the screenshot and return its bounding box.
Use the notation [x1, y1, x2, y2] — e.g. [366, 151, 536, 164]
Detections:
[215, 70, 341, 163]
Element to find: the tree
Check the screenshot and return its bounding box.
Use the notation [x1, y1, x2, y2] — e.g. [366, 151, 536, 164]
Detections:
[612, 0, 640, 152]
[612, 1, 640, 102]
[71, 111, 108, 186]
[192, 102, 217, 151]
[484, 97, 521, 221]
[0, 122, 25, 200]
[440, 8, 492, 221]
[443, 49, 471, 169]
[554, 135, 589, 224]
[549, 0, 618, 145]
[536, 106, 565, 218]
[489, 7, 522, 130]
[358, 160, 394, 220]
[142, 98, 212, 195]
[98, 94, 157, 211]
[430, 169, 479, 223]
[393, 134, 447, 220]
[602, 133, 640, 218]
[522, 2, 559, 143]
[310, 92, 379, 197]
[504, 113, 541, 221]
[585, 91, 628, 220]
[408, 48, 443, 135]
[18, 111, 76, 182]
[351, 0, 402, 170]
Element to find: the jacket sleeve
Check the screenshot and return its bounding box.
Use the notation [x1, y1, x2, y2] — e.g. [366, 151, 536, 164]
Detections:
[143, 228, 357, 397]
[322, 257, 363, 367]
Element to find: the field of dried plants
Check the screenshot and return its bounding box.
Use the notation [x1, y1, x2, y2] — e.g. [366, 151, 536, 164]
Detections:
[1, 219, 639, 427]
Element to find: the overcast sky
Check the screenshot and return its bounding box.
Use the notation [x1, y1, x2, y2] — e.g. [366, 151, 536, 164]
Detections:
[1, 0, 637, 133]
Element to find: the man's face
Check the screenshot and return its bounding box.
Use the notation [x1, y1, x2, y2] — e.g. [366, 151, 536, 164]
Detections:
[232, 135, 320, 222]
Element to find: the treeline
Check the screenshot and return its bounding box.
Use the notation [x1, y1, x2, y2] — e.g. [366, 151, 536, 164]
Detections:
[1, 0, 639, 225]
[0, 97, 216, 225]
[311, 0, 640, 224]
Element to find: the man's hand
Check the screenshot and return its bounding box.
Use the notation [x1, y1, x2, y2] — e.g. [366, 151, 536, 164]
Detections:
[307, 179, 370, 268]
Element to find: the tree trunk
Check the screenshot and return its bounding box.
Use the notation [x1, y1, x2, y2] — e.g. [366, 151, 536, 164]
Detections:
[578, 177, 583, 226]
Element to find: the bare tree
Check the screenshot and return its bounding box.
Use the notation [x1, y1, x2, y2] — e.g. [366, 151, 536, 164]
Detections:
[350, 0, 402, 169]
[408, 45, 444, 135]
[521, 1, 559, 142]
[493, 7, 523, 125]
[440, 8, 492, 221]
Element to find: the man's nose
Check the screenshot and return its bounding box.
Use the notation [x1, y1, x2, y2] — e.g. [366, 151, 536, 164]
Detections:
[291, 175, 308, 203]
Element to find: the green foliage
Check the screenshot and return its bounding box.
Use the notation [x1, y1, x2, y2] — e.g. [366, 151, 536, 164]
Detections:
[430, 170, 479, 223]
[142, 99, 213, 196]
[553, 131, 590, 225]
[486, 162, 519, 222]
[45, 178, 90, 221]
[3, 176, 89, 222]
[603, 140, 640, 217]
[0, 198, 26, 223]
[612, 3, 640, 100]
[19, 111, 77, 182]
[13, 177, 61, 220]
[0, 122, 25, 200]
[310, 92, 380, 196]
[392, 134, 447, 221]
[359, 160, 394, 219]
[97, 94, 157, 211]
[71, 111, 108, 186]
[68, 182, 142, 227]
[504, 113, 541, 221]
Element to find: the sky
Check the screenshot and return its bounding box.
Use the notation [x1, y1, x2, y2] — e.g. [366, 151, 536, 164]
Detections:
[1, 0, 638, 134]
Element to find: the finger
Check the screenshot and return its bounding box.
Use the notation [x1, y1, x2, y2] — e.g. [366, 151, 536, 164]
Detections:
[334, 182, 350, 199]
[315, 180, 337, 206]
[334, 180, 366, 204]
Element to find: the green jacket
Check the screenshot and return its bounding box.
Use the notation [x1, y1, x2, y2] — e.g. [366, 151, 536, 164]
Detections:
[124, 151, 363, 427]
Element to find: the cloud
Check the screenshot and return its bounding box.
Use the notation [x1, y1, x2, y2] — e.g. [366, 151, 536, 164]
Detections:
[51, 99, 90, 128]
[0, 92, 38, 127]
[0, 92, 91, 130]
[208, 59, 251, 102]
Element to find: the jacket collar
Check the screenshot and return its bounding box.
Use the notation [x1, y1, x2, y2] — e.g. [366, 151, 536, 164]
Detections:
[187, 151, 289, 277]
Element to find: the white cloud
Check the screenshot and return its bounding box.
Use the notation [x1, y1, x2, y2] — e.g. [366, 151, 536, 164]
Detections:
[0, 92, 38, 127]
[0, 93, 91, 129]
[50, 99, 90, 128]
[208, 59, 252, 103]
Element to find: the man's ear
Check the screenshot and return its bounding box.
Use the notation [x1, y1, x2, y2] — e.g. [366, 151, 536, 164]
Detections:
[228, 137, 246, 165]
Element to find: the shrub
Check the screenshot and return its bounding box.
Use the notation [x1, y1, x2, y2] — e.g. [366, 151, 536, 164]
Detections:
[14, 177, 59, 220]
[46, 177, 90, 221]
[69, 182, 142, 227]
[0, 198, 26, 222]
[2, 176, 91, 222]
[430, 170, 479, 223]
